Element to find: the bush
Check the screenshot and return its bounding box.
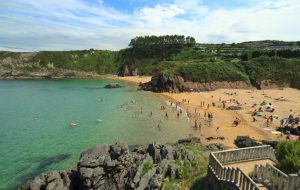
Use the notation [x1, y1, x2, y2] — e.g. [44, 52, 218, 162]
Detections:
[275, 141, 300, 174]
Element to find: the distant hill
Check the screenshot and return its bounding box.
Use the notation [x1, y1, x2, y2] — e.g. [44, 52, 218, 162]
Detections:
[1, 36, 300, 89]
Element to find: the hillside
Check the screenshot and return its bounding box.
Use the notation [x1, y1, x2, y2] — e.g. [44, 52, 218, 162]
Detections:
[1, 36, 300, 90]
[0, 50, 120, 79]
[118, 36, 300, 90]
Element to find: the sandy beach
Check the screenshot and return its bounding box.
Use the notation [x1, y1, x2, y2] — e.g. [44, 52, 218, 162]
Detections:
[117, 76, 300, 148]
[108, 75, 152, 85]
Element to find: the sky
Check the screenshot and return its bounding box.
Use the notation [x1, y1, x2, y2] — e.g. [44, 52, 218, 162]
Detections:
[0, 0, 299, 51]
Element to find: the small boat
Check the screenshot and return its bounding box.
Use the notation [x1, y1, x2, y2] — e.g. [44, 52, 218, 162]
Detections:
[97, 119, 102, 122]
[68, 123, 77, 127]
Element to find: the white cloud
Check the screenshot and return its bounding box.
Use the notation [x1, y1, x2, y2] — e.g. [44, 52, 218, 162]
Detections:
[0, 0, 299, 51]
[136, 4, 184, 24]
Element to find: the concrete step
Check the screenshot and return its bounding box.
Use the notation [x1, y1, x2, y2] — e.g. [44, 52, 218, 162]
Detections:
[256, 183, 269, 190]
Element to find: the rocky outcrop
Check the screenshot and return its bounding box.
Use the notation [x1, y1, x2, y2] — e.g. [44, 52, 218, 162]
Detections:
[119, 64, 138, 77]
[252, 80, 288, 90]
[140, 74, 288, 92]
[20, 170, 80, 190]
[140, 73, 252, 92]
[20, 141, 203, 190]
[0, 52, 100, 79]
[0, 67, 100, 79]
[205, 143, 228, 151]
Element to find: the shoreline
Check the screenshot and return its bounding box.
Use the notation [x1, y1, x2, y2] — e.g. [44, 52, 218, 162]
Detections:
[116, 76, 300, 148]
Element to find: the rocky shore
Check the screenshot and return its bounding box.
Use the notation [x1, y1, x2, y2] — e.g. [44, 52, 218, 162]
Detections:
[0, 52, 100, 79]
[20, 139, 212, 190]
[0, 66, 100, 79]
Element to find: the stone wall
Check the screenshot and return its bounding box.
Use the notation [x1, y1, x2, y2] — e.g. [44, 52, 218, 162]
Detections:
[253, 163, 300, 190]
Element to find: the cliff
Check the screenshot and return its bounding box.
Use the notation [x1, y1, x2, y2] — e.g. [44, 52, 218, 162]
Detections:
[140, 74, 286, 92]
[0, 51, 118, 79]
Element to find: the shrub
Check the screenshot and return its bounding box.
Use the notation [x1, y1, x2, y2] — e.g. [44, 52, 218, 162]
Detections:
[275, 141, 300, 174]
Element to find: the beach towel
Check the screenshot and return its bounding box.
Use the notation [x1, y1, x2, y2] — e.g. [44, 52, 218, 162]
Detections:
[271, 131, 281, 135]
[288, 134, 299, 140]
[262, 128, 272, 132]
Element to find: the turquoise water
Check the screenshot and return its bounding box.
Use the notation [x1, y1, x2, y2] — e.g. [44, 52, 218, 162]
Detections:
[0, 80, 191, 189]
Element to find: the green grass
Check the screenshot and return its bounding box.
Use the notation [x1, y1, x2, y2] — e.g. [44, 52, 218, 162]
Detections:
[162, 177, 179, 190]
[141, 161, 154, 176]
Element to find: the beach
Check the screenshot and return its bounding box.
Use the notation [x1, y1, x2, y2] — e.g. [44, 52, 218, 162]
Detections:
[108, 75, 152, 85]
[117, 76, 300, 148]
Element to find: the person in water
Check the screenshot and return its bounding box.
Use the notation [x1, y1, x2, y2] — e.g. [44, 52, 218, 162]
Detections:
[165, 112, 168, 119]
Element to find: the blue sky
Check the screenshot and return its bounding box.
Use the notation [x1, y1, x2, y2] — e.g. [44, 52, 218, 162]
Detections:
[0, 0, 299, 51]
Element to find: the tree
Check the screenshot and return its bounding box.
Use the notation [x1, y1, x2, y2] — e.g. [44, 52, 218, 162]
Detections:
[275, 141, 300, 174]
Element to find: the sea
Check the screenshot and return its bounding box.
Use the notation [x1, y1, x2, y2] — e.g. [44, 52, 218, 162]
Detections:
[0, 79, 192, 189]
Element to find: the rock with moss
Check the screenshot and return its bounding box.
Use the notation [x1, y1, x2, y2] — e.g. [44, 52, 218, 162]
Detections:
[20, 141, 208, 190]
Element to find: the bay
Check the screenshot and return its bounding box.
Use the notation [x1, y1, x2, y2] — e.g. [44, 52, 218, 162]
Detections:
[0, 79, 192, 189]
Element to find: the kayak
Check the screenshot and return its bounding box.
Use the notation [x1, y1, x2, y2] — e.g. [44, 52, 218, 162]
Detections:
[68, 123, 77, 127]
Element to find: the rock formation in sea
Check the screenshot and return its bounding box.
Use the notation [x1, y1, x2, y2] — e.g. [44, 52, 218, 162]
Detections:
[104, 84, 124, 89]
[20, 139, 208, 190]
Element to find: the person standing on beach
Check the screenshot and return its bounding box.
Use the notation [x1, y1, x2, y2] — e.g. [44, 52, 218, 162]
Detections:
[208, 113, 211, 121]
[222, 101, 226, 109]
[199, 122, 202, 132]
[194, 120, 198, 129]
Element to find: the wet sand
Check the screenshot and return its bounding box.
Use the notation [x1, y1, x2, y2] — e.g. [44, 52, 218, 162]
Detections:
[116, 76, 300, 148]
